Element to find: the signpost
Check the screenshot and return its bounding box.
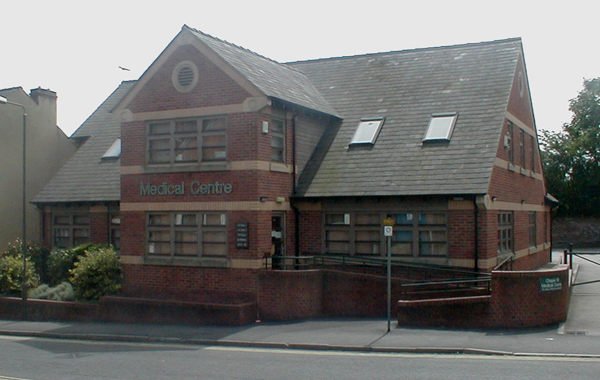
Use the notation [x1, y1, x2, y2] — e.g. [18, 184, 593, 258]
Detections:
[383, 216, 394, 332]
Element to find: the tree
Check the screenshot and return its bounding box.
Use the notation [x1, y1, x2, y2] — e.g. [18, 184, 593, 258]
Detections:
[540, 78, 600, 216]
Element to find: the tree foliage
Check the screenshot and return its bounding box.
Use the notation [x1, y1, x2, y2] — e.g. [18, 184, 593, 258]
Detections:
[540, 78, 600, 216]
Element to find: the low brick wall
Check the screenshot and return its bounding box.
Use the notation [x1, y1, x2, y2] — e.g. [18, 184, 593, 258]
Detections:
[397, 265, 570, 328]
[100, 296, 256, 326]
[0, 297, 98, 322]
[0, 296, 256, 326]
[258, 270, 323, 320]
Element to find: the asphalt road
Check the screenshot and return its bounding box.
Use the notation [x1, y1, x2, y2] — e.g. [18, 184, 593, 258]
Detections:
[1, 335, 599, 380]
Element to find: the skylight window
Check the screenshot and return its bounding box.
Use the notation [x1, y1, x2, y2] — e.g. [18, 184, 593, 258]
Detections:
[423, 113, 458, 141]
[102, 138, 121, 159]
[350, 118, 384, 145]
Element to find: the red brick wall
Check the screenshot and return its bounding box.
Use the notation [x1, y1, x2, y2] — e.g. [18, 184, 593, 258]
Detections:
[448, 209, 475, 261]
[258, 270, 323, 320]
[397, 265, 569, 328]
[90, 211, 108, 244]
[299, 210, 322, 254]
[506, 56, 534, 128]
[128, 44, 251, 113]
[121, 264, 258, 301]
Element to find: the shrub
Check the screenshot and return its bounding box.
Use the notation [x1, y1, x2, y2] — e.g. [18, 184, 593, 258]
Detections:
[28, 282, 75, 301]
[47, 243, 100, 286]
[0, 255, 39, 296]
[3, 239, 50, 283]
[70, 247, 121, 301]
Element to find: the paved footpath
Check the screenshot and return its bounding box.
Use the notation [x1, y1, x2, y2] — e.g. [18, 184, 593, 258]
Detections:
[1, 250, 600, 357]
[559, 249, 600, 336]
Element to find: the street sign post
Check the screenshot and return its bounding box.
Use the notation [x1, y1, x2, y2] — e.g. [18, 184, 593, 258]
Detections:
[383, 217, 394, 332]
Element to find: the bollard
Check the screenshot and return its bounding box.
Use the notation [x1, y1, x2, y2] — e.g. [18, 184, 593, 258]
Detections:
[569, 244, 573, 270]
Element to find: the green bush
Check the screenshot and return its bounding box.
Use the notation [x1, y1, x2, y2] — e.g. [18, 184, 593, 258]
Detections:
[3, 239, 50, 283]
[47, 243, 100, 286]
[28, 282, 74, 301]
[0, 255, 39, 296]
[69, 247, 122, 301]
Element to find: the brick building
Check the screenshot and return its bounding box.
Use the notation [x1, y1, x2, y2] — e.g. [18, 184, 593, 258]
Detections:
[34, 26, 555, 317]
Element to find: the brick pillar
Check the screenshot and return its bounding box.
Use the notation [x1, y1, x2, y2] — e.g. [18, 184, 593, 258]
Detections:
[90, 205, 109, 244]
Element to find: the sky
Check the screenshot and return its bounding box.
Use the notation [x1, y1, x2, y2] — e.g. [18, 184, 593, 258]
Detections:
[2, 0, 598, 136]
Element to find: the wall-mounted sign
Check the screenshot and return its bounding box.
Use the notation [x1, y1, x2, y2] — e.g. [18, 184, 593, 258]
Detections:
[540, 276, 562, 292]
[236, 223, 249, 249]
[140, 181, 233, 196]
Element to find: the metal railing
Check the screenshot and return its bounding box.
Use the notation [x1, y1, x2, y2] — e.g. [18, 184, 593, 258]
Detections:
[563, 244, 600, 287]
[264, 254, 492, 296]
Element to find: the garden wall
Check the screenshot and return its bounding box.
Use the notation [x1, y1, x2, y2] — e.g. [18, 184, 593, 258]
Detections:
[553, 217, 600, 248]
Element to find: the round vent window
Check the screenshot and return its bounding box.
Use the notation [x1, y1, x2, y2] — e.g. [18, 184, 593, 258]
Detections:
[172, 61, 198, 93]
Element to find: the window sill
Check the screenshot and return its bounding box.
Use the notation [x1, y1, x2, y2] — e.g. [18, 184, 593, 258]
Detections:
[508, 163, 516, 172]
[270, 162, 290, 173]
[144, 256, 229, 268]
[144, 162, 230, 173]
[520, 167, 530, 176]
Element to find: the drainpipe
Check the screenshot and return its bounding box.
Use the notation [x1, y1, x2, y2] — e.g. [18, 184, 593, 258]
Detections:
[473, 197, 480, 272]
[290, 114, 301, 258]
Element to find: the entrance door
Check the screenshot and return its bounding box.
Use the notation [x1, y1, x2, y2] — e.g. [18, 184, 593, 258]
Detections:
[271, 213, 285, 269]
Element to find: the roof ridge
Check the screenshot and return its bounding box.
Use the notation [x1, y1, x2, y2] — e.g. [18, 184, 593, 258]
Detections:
[0, 86, 26, 93]
[183, 25, 285, 66]
[285, 37, 522, 65]
[70, 81, 135, 138]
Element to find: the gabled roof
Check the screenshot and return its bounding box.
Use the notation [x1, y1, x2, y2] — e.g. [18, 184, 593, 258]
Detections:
[184, 26, 339, 117]
[290, 38, 522, 197]
[33, 81, 135, 203]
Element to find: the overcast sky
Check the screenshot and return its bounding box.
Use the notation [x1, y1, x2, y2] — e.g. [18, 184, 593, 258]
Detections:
[2, 0, 598, 136]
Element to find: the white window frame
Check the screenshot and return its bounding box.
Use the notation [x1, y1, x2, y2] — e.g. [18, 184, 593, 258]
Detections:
[423, 113, 458, 141]
[350, 118, 385, 145]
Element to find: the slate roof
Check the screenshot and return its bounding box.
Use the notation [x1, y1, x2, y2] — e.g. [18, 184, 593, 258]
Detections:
[289, 38, 522, 197]
[33, 81, 135, 203]
[185, 26, 340, 118]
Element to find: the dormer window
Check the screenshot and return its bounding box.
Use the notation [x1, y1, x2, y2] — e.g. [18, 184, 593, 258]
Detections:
[350, 118, 384, 145]
[423, 113, 458, 141]
[102, 138, 121, 159]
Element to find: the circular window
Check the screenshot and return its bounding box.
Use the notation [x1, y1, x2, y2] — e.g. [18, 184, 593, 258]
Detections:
[172, 61, 198, 93]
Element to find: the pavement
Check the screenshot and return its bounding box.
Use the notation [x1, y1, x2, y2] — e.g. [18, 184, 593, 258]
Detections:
[1, 249, 600, 357]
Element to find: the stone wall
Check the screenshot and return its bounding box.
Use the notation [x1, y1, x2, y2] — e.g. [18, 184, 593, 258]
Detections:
[553, 217, 600, 248]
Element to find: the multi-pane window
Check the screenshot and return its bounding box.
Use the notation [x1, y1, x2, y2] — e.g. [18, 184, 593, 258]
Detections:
[110, 213, 121, 251]
[147, 117, 226, 164]
[519, 129, 526, 169]
[391, 213, 414, 255]
[147, 212, 227, 257]
[324, 211, 447, 257]
[271, 119, 285, 162]
[497, 212, 513, 254]
[354, 213, 380, 255]
[528, 212, 537, 248]
[324, 213, 351, 254]
[53, 214, 90, 249]
[418, 213, 447, 256]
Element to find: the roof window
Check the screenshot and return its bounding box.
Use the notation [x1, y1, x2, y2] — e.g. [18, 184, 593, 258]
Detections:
[102, 138, 121, 159]
[423, 113, 458, 141]
[350, 118, 384, 145]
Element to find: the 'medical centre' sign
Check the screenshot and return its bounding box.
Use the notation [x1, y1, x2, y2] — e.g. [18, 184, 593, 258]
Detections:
[140, 181, 233, 196]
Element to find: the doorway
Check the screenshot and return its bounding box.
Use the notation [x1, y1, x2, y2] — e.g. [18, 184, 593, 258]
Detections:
[271, 213, 285, 269]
